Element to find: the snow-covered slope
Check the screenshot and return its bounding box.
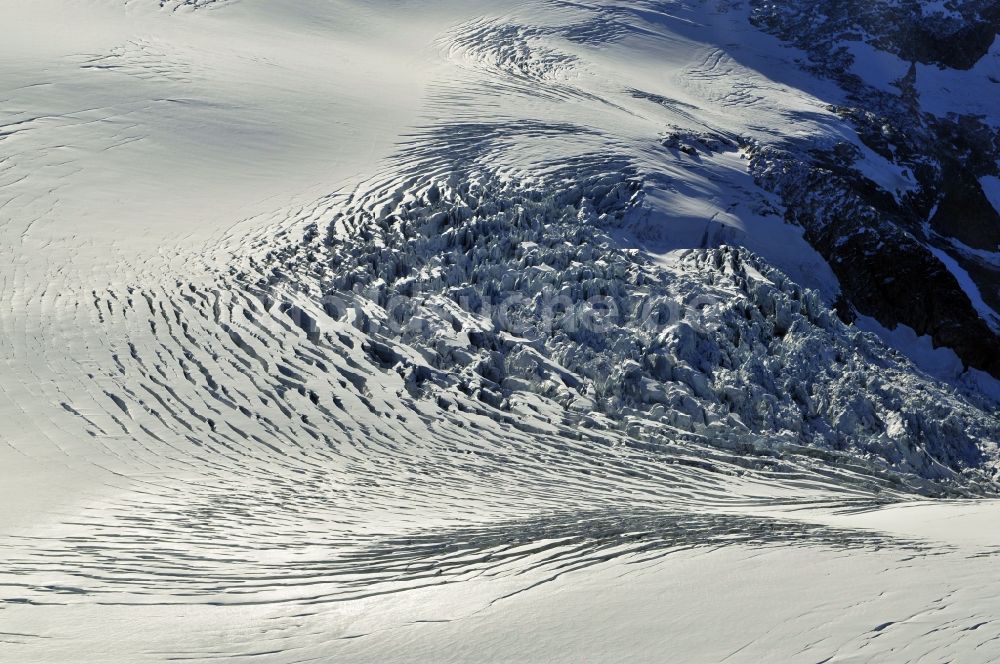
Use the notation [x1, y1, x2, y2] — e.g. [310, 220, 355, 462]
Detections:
[2, 0, 1000, 662]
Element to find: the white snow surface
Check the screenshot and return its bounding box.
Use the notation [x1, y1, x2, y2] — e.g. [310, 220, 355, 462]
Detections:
[3, 1, 1000, 662]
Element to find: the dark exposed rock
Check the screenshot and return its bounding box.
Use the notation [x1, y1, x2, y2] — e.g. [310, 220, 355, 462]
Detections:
[930, 176, 1000, 252]
[745, 0, 1000, 377]
[750, 0, 1000, 72]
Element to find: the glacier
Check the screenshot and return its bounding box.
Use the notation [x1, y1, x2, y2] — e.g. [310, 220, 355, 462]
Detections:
[2, 0, 1000, 661]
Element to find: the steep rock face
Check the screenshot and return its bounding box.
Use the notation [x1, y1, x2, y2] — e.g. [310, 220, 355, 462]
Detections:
[745, 140, 1000, 376]
[751, 0, 1000, 71]
[746, 0, 1000, 376]
[931, 176, 1000, 252]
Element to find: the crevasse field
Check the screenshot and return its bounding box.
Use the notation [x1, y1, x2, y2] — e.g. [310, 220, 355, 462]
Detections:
[3, 1, 1000, 662]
